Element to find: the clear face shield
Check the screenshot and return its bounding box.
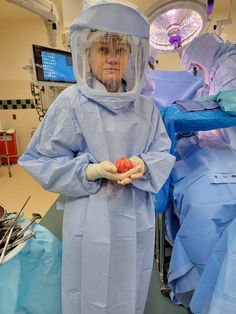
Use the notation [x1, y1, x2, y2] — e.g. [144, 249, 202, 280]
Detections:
[188, 62, 209, 84]
[73, 29, 148, 94]
[189, 63, 203, 75]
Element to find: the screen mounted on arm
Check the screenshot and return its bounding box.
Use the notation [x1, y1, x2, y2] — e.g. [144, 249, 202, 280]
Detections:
[32, 44, 76, 86]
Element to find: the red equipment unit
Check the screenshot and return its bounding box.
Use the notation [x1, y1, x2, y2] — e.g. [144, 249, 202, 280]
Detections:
[0, 130, 19, 163]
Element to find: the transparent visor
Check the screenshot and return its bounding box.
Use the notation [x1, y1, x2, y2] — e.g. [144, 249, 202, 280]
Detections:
[188, 63, 206, 81]
[74, 29, 148, 93]
[189, 63, 204, 73]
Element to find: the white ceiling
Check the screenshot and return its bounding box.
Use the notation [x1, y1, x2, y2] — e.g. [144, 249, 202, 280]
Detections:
[0, 0, 235, 23]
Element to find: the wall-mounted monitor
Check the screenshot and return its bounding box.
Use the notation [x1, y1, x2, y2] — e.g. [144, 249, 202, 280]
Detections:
[32, 44, 76, 86]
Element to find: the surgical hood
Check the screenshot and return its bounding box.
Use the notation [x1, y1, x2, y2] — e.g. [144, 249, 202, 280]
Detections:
[70, 2, 149, 38]
[70, 1, 150, 110]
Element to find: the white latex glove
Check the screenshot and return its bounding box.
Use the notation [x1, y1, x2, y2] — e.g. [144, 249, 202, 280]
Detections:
[86, 161, 125, 181]
[117, 156, 146, 185]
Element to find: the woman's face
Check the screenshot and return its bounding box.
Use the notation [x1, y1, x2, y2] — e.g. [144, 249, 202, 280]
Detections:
[89, 37, 130, 92]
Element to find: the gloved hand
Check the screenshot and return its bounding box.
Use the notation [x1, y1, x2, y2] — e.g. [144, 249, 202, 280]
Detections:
[86, 161, 124, 181]
[117, 156, 146, 185]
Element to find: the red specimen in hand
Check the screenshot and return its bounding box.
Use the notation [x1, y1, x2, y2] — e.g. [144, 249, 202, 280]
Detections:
[115, 157, 134, 173]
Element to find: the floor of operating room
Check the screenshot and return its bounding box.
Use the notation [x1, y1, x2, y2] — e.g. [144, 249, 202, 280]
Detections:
[0, 164, 188, 314]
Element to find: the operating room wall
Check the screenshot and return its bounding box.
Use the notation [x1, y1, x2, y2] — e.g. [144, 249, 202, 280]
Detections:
[0, 17, 66, 155]
[0, 18, 49, 99]
[209, 9, 236, 43]
[0, 19, 42, 155]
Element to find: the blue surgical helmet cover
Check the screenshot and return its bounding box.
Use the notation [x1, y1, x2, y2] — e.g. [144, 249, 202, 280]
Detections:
[70, 2, 149, 38]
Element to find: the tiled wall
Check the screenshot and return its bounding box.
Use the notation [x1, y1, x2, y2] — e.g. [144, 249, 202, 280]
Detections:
[0, 99, 35, 110]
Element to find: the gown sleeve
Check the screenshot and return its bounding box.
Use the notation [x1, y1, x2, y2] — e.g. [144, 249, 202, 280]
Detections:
[18, 95, 101, 197]
[132, 105, 175, 193]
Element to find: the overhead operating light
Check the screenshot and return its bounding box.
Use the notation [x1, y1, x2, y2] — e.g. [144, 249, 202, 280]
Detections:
[147, 0, 208, 52]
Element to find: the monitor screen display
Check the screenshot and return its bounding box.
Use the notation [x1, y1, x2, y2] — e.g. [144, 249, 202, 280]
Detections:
[32, 45, 76, 85]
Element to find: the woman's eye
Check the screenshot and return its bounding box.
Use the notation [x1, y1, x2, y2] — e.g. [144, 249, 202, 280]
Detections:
[99, 47, 109, 54]
[117, 48, 126, 55]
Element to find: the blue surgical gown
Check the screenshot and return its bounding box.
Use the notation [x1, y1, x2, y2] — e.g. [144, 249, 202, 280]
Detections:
[190, 215, 236, 314]
[19, 84, 175, 314]
[167, 132, 236, 308]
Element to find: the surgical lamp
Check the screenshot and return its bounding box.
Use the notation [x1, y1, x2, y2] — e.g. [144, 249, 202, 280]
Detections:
[147, 0, 209, 52]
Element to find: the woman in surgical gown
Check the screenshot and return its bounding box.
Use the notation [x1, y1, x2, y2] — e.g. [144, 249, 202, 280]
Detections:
[18, 2, 175, 314]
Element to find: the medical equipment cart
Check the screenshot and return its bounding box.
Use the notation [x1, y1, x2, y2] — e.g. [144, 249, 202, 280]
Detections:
[0, 129, 19, 177]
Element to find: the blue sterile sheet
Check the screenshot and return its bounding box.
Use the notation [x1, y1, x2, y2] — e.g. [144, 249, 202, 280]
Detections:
[150, 70, 203, 108]
[155, 105, 236, 213]
[0, 222, 62, 314]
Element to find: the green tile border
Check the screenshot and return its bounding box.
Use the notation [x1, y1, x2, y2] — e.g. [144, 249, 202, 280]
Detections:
[0, 99, 35, 110]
